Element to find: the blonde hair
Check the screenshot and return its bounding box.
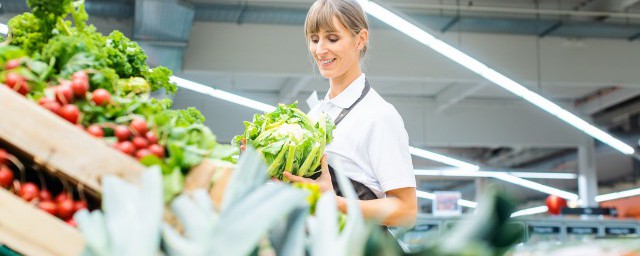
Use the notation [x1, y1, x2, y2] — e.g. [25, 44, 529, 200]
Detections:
[304, 0, 369, 58]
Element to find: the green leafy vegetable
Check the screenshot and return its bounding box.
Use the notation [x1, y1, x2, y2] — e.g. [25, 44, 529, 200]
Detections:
[233, 103, 335, 180]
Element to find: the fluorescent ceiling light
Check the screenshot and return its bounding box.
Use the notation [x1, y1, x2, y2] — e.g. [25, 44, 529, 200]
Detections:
[416, 190, 436, 200]
[415, 169, 578, 200]
[410, 147, 479, 171]
[457, 199, 478, 208]
[415, 169, 493, 177]
[414, 169, 576, 179]
[491, 172, 579, 200]
[0, 24, 8, 35]
[595, 188, 640, 202]
[359, 1, 634, 155]
[170, 76, 276, 112]
[511, 206, 548, 217]
[507, 172, 577, 179]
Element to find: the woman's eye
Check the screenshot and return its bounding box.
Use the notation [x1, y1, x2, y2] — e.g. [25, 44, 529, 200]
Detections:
[311, 37, 319, 43]
[329, 38, 339, 43]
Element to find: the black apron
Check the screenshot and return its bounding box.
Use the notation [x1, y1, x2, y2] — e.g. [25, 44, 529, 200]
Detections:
[310, 79, 377, 200]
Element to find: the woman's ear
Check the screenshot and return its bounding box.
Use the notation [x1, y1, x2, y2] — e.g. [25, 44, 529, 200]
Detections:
[356, 29, 368, 50]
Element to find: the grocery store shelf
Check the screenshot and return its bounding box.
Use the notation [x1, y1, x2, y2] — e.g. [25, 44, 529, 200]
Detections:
[0, 189, 84, 256]
[0, 86, 146, 194]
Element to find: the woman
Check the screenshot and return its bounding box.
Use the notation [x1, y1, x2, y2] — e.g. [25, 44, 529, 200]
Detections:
[283, 0, 417, 228]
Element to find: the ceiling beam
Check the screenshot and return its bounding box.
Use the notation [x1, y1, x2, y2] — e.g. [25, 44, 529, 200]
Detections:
[434, 82, 487, 114]
[576, 87, 640, 115]
[578, 0, 640, 12]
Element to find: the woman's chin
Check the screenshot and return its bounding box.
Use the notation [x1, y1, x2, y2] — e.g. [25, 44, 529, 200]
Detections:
[317, 70, 333, 79]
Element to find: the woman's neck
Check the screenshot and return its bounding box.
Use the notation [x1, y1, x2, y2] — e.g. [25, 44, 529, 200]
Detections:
[329, 67, 362, 99]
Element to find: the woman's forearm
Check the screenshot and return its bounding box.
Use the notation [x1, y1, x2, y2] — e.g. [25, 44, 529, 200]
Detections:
[336, 195, 417, 228]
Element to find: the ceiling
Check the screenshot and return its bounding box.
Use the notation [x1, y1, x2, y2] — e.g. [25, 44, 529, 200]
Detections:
[2, 0, 640, 210]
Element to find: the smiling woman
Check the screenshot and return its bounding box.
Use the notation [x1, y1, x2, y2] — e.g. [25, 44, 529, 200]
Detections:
[283, 0, 418, 230]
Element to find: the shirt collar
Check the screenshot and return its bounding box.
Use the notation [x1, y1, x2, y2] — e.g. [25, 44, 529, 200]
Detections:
[323, 73, 366, 109]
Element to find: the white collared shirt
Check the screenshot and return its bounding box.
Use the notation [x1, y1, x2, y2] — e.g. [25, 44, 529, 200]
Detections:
[308, 73, 416, 198]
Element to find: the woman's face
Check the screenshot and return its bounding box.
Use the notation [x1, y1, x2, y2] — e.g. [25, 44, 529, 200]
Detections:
[308, 16, 365, 80]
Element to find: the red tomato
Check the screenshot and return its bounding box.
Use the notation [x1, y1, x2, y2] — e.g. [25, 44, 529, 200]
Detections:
[114, 125, 131, 142]
[58, 104, 80, 124]
[72, 71, 89, 85]
[129, 119, 148, 135]
[39, 190, 52, 201]
[56, 199, 75, 219]
[38, 97, 61, 114]
[4, 72, 24, 87]
[116, 141, 135, 155]
[0, 165, 14, 188]
[91, 89, 111, 106]
[55, 193, 69, 203]
[71, 78, 89, 98]
[546, 195, 568, 215]
[19, 182, 39, 202]
[148, 144, 165, 158]
[135, 149, 152, 160]
[55, 82, 74, 104]
[38, 201, 58, 215]
[5, 59, 21, 70]
[145, 131, 158, 144]
[132, 137, 149, 150]
[86, 124, 104, 138]
[5, 73, 29, 96]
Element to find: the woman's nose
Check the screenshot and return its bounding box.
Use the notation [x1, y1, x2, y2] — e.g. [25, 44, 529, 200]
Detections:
[315, 40, 328, 55]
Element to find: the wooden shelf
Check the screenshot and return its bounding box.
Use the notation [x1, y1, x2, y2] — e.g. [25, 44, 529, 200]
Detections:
[0, 189, 84, 256]
[0, 86, 146, 195]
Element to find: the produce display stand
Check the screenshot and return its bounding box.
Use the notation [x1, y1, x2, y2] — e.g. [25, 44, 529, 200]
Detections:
[0, 85, 146, 195]
[0, 85, 148, 255]
[0, 188, 84, 256]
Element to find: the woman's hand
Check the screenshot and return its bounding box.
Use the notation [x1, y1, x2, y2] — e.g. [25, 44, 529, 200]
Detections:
[283, 154, 334, 193]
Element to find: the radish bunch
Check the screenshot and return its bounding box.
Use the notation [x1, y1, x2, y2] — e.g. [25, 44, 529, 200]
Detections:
[2, 59, 30, 96]
[33, 69, 111, 125]
[0, 148, 87, 227]
[111, 118, 165, 160]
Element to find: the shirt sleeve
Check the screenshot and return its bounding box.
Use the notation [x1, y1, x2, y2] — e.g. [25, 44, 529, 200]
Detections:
[364, 104, 416, 192]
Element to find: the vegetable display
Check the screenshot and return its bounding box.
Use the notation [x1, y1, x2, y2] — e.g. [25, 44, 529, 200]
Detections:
[0, 0, 232, 201]
[233, 103, 335, 180]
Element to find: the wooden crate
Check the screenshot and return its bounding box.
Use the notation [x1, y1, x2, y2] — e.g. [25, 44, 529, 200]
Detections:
[0, 189, 84, 256]
[0, 86, 145, 195]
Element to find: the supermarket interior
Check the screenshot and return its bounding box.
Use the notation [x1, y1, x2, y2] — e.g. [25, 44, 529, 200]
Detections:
[1, 0, 640, 255]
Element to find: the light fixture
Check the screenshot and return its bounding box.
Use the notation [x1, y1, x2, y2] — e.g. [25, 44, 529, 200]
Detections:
[491, 173, 579, 200]
[595, 188, 640, 202]
[170, 76, 276, 112]
[409, 147, 479, 171]
[416, 190, 436, 200]
[358, 1, 634, 155]
[511, 206, 548, 217]
[507, 171, 577, 179]
[457, 199, 478, 208]
[414, 168, 576, 179]
[414, 169, 493, 177]
[415, 169, 578, 200]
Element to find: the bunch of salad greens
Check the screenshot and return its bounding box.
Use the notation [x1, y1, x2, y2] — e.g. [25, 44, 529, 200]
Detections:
[233, 103, 335, 180]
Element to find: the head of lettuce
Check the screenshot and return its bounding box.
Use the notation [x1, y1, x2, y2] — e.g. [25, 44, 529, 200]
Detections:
[233, 103, 335, 180]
